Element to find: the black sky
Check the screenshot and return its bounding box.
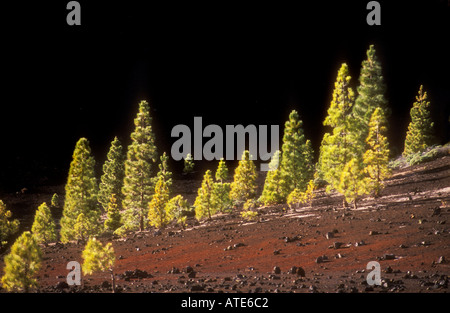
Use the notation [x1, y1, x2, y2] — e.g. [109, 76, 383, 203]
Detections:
[0, 1, 449, 190]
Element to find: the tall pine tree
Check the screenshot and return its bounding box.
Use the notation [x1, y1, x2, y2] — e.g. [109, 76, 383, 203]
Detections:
[98, 137, 125, 212]
[403, 85, 434, 157]
[122, 100, 158, 232]
[104, 194, 123, 233]
[279, 110, 314, 199]
[230, 150, 258, 205]
[60, 138, 100, 243]
[31, 202, 57, 244]
[212, 158, 231, 213]
[148, 153, 172, 229]
[319, 63, 356, 207]
[259, 150, 285, 205]
[363, 107, 391, 197]
[194, 170, 215, 220]
[353, 45, 388, 153]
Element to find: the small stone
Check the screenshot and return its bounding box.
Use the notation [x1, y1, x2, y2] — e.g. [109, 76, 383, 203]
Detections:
[188, 271, 196, 278]
[369, 230, 379, 236]
[273, 266, 281, 274]
[297, 267, 306, 277]
[273, 249, 281, 255]
[384, 254, 395, 260]
[55, 281, 69, 290]
[325, 232, 334, 239]
[333, 242, 343, 249]
[437, 256, 446, 264]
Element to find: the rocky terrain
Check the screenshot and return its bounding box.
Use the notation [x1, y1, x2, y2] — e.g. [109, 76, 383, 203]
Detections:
[0, 155, 449, 293]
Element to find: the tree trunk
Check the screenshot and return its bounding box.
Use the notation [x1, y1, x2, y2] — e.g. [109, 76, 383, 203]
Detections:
[342, 198, 348, 209]
[353, 199, 358, 210]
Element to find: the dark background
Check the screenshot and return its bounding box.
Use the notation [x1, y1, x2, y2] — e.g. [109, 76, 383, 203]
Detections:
[0, 0, 449, 191]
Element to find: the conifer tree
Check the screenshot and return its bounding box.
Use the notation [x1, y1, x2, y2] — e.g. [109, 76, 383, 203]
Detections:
[104, 194, 123, 233]
[319, 63, 356, 207]
[215, 158, 228, 183]
[353, 45, 388, 152]
[363, 107, 391, 197]
[403, 85, 434, 157]
[194, 170, 215, 220]
[230, 150, 258, 205]
[148, 153, 172, 229]
[82, 237, 116, 293]
[73, 213, 91, 243]
[31, 202, 57, 244]
[1, 231, 42, 292]
[259, 150, 284, 205]
[183, 153, 195, 174]
[279, 111, 314, 198]
[165, 195, 189, 229]
[338, 158, 366, 210]
[60, 138, 100, 243]
[0, 200, 20, 249]
[212, 158, 231, 213]
[98, 137, 125, 212]
[122, 100, 158, 232]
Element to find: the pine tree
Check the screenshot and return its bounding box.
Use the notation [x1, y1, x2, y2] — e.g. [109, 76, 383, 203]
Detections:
[98, 137, 125, 212]
[319, 63, 356, 207]
[73, 213, 90, 243]
[279, 111, 314, 199]
[1, 231, 42, 292]
[363, 107, 391, 197]
[31, 202, 57, 244]
[259, 150, 285, 205]
[287, 179, 316, 210]
[194, 170, 215, 220]
[211, 158, 231, 213]
[148, 175, 171, 229]
[215, 158, 228, 183]
[82, 237, 116, 293]
[353, 45, 388, 152]
[230, 150, 258, 205]
[0, 200, 20, 249]
[104, 194, 123, 233]
[122, 100, 158, 232]
[60, 138, 100, 243]
[148, 153, 172, 229]
[338, 158, 367, 210]
[165, 195, 189, 229]
[403, 85, 434, 157]
[183, 153, 195, 174]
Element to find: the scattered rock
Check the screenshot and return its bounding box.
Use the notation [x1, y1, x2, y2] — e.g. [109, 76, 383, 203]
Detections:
[273, 266, 281, 274]
[316, 255, 328, 264]
[273, 249, 281, 255]
[325, 232, 334, 239]
[333, 242, 344, 249]
[233, 242, 246, 248]
[355, 240, 366, 247]
[384, 254, 396, 260]
[186, 266, 194, 273]
[190, 284, 205, 292]
[55, 281, 69, 290]
[168, 267, 180, 274]
[431, 207, 441, 217]
[369, 230, 379, 236]
[120, 269, 153, 280]
[188, 271, 196, 278]
[437, 256, 446, 264]
[297, 267, 306, 277]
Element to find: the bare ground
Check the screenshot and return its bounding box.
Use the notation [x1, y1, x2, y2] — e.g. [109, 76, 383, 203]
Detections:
[0, 156, 449, 293]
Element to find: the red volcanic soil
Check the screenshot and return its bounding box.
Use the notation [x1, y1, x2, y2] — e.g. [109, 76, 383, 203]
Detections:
[0, 156, 449, 293]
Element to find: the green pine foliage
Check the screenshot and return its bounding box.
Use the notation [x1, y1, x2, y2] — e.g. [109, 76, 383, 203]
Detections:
[50, 193, 60, 209]
[215, 158, 228, 183]
[403, 85, 434, 157]
[122, 100, 158, 232]
[165, 195, 190, 229]
[0, 200, 20, 249]
[230, 150, 258, 205]
[353, 45, 389, 152]
[287, 180, 316, 210]
[211, 158, 231, 213]
[319, 63, 356, 200]
[148, 175, 171, 229]
[1, 231, 42, 292]
[183, 153, 195, 174]
[82, 237, 116, 292]
[363, 107, 391, 197]
[279, 111, 314, 199]
[338, 158, 367, 210]
[194, 170, 215, 220]
[98, 137, 125, 212]
[73, 213, 92, 243]
[148, 153, 173, 229]
[60, 138, 100, 243]
[104, 194, 123, 233]
[31, 202, 57, 244]
[259, 150, 285, 205]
